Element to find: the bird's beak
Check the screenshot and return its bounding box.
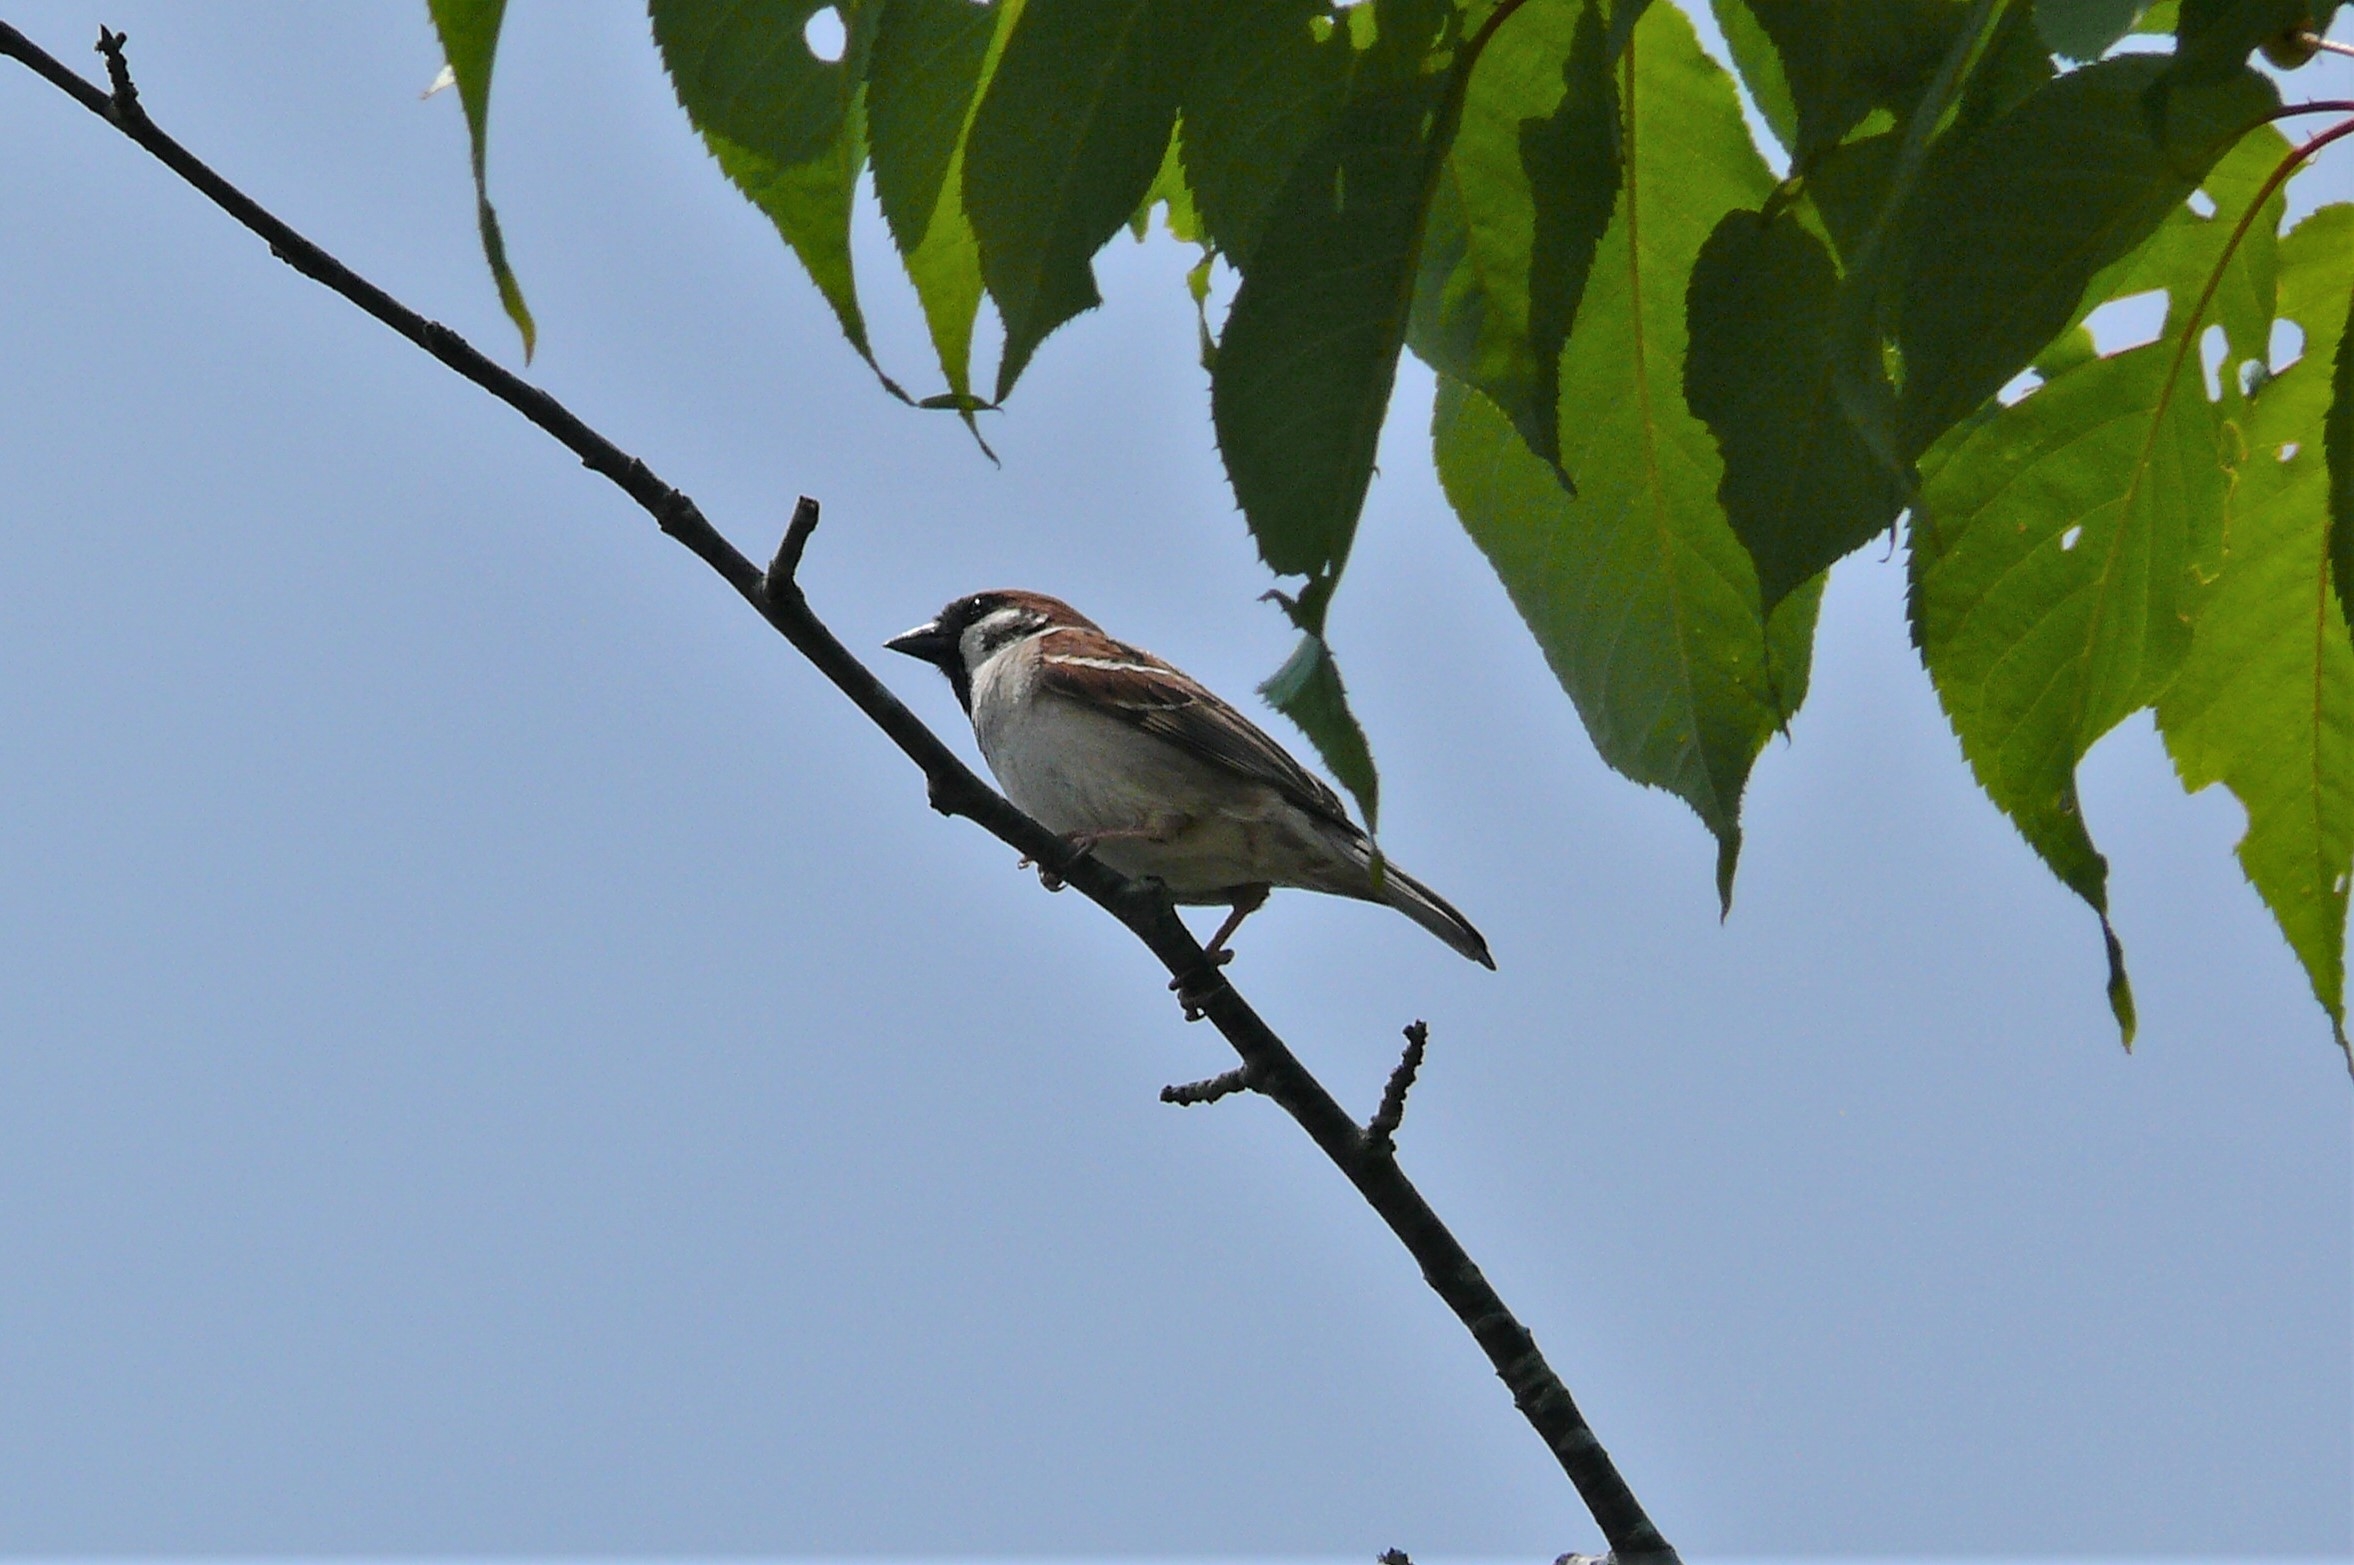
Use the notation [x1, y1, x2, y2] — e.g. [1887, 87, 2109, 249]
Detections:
[884, 619, 954, 666]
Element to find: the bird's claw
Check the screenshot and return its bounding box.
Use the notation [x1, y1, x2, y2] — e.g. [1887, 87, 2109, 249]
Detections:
[1167, 950, 1234, 1021]
[1016, 854, 1067, 892]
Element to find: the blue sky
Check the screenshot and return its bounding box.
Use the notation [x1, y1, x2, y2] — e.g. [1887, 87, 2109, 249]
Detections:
[0, 2, 2347, 1555]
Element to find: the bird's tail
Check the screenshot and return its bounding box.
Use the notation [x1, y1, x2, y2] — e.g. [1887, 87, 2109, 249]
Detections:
[1374, 856, 1496, 969]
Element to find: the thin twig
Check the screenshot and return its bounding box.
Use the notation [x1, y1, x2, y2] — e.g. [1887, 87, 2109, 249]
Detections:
[765, 495, 822, 589]
[1364, 1021, 1429, 1156]
[0, 23, 1678, 1564]
[93, 26, 141, 124]
[1161, 1066, 1257, 1107]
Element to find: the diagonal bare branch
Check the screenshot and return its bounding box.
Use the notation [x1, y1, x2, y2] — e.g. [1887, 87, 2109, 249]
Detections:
[0, 21, 1678, 1563]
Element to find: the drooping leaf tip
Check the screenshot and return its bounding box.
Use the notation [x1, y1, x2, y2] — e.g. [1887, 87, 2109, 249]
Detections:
[1259, 632, 1380, 834]
[2102, 914, 2138, 1048]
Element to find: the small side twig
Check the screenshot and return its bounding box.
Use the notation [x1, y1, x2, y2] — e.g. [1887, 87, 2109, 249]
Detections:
[1377, 1550, 1413, 1565]
[93, 27, 141, 126]
[1161, 1065, 1257, 1107]
[1364, 1021, 1428, 1156]
[765, 495, 822, 592]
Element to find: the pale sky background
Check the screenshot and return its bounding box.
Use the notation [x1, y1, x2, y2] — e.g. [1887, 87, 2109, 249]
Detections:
[0, 3, 2348, 1557]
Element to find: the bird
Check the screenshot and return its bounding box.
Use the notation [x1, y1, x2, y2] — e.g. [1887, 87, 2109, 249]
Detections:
[885, 589, 1494, 971]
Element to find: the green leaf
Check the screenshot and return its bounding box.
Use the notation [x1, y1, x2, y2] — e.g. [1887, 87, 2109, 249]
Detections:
[2170, 0, 2330, 83]
[652, 0, 901, 397]
[1410, 0, 1622, 473]
[1741, 0, 1972, 166]
[2336, 263, 2354, 650]
[2161, 206, 2354, 1056]
[1805, 0, 2014, 509]
[1685, 206, 1906, 611]
[2035, 0, 2152, 60]
[1435, 382, 1820, 910]
[1709, 0, 1798, 156]
[1430, 2, 1819, 905]
[1210, 0, 1458, 593]
[1180, 0, 1361, 270]
[426, 0, 535, 360]
[1128, 125, 1201, 243]
[963, 0, 1207, 400]
[1892, 55, 2276, 459]
[868, 0, 1022, 437]
[1261, 632, 1380, 831]
[2082, 120, 2290, 409]
[1914, 326, 2234, 1043]
[869, 0, 999, 246]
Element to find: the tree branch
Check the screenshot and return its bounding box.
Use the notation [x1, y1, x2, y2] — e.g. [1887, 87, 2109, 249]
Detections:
[1161, 1065, 1258, 1107]
[1365, 1021, 1429, 1156]
[0, 22, 1677, 1563]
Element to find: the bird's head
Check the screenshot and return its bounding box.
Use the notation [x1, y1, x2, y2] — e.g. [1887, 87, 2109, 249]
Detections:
[886, 589, 1098, 712]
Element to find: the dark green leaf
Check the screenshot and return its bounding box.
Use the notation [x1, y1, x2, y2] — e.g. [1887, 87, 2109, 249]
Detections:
[867, 0, 1020, 435]
[1804, 0, 2010, 510]
[1430, 2, 1817, 903]
[964, 0, 1207, 400]
[2035, 0, 2151, 59]
[1709, 0, 1798, 156]
[1180, 0, 1361, 270]
[1211, 0, 1457, 593]
[2170, 0, 2330, 83]
[1685, 207, 1906, 611]
[1410, 0, 1621, 472]
[426, 0, 535, 359]
[1743, 0, 1972, 166]
[1799, 2, 2050, 272]
[653, 0, 899, 395]
[869, 0, 997, 249]
[1127, 125, 1201, 243]
[1892, 56, 2275, 458]
[2161, 206, 2354, 1056]
[1260, 632, 1380, 831]
[1945, 1, 2060, 148]
[2337, 263, 2354, 647]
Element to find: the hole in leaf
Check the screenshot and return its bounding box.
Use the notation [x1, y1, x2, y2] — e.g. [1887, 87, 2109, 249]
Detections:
[2200, 324, 2226, 401]
[2060, 524, 2084, 551]
[1998, 368, 2042, 405]
[2083, 290, 2166, 355]
[2272, 317, 2306, 372]
[2336, 871, 2349, 894]
[2280, 440, 2302, 462]
[804, 6, 846, 61]
[2188, 189, 2218, 218]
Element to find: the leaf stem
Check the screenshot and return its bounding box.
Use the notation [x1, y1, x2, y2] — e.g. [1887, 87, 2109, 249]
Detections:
[2171, 113, 2354, 396]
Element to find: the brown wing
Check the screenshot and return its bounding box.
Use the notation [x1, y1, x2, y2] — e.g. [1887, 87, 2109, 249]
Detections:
[1033, 626, 1355, 829]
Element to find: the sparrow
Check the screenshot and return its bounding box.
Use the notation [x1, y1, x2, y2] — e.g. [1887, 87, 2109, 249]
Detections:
[885, 590, 1494, 970]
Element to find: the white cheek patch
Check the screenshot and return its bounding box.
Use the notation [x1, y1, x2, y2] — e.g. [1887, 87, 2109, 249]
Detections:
[962, 606, 1038, 667]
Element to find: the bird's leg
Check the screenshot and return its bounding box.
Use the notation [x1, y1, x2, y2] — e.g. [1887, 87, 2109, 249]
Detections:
[1200, 886, 1269, 964]
[1171, 886, 1269, 1020]
[1026, 819, 1177, 892]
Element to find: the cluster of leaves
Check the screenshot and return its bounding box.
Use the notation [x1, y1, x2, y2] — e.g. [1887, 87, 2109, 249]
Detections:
[428, 0, 2354, 1058]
